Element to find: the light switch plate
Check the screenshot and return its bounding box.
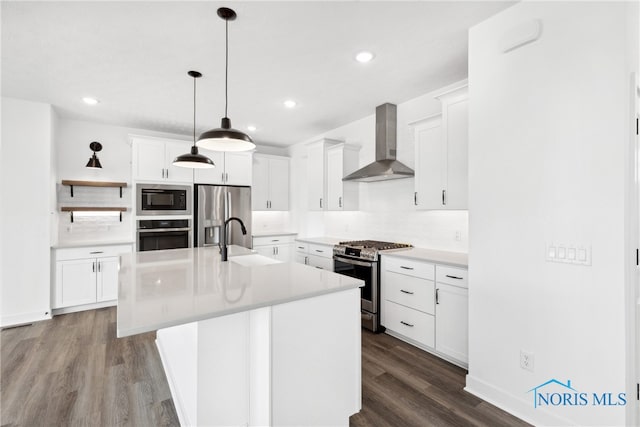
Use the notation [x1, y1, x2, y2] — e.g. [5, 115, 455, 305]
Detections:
[546, 243, 591, 266]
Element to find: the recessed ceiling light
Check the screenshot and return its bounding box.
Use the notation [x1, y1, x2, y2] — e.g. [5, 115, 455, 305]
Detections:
[82, 97, 99, 105]
[284, 100, 297, 109]
[355, 51, 375, 63]
[247, 125, 257, 132]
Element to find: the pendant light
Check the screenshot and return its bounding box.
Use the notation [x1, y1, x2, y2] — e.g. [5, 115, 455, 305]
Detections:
[86, 141, 102, 169]
[173, 71, 215, 169]
[196, 7, 256, 152]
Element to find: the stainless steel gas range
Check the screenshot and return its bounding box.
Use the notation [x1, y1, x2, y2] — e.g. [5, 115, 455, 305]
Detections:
[333, 240, 412, 333]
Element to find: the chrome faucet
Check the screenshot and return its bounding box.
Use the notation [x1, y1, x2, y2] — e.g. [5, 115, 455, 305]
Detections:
[220, 217, 247, 261]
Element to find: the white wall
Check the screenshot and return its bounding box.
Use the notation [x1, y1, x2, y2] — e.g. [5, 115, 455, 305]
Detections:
[467, 2, 636, 426]
[288, 81, 469, 251]
[1, 98, 53, 326]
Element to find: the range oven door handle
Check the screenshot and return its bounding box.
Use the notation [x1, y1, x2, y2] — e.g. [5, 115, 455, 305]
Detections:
[333, 255, 374, 268]
[137, 227, 192, 233]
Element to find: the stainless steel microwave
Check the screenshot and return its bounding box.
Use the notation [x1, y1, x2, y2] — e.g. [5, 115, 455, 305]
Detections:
[136, 184, 192, 216]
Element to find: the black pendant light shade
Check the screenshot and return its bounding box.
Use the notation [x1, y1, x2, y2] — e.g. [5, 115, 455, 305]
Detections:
[86, 141, 102, 169]
[173, 71, 215, 169]
[196, 7, 256, 152]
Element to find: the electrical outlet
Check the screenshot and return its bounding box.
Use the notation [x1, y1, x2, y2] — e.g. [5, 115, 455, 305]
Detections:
[455, 231, 462, 241]
[520, 350, 534, 372]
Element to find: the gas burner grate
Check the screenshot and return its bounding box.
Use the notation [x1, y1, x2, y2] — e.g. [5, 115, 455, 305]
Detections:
[338, 240, 413, 251]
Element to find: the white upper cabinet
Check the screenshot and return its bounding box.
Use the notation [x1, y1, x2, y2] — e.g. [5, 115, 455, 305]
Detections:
[194, 149, 253, 186]
[132, 136, 194, 183]
[252, 154, 290, 211]
[307, 138, 358, 211]
[413, 85, 468, 210]
[326, 144, 360, 211]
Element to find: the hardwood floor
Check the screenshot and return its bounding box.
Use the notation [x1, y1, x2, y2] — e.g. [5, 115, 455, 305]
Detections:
[1, 308, 528, 427]
[351, 330, 530, 427]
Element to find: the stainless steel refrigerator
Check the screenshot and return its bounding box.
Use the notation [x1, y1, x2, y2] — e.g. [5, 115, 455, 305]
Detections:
[194, 185, 252, 249]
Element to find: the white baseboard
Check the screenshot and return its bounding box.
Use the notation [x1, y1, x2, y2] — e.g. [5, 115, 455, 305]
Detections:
[155, 337, 189, 427]
[51, 300, 115, 316]
[1, 310, 51, 328]
[464, 374, 574, 426]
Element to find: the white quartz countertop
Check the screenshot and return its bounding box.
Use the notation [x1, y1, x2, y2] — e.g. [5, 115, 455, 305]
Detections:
[381, 247, 468, 267]
[117, 245, 364, 337]
[295, 236, 344, 245]
[52, 240, 134, 249]
[252, 231, 298, 237]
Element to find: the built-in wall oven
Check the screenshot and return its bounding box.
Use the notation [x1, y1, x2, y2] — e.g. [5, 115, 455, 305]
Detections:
[137, 219, 192, 252]
[136, 184, 191, 216]
[333, 240, 412, 333]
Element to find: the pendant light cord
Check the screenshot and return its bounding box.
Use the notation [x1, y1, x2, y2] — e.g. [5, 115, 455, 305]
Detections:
[225, 18, 229, 118]
[193, 74, 197, 145]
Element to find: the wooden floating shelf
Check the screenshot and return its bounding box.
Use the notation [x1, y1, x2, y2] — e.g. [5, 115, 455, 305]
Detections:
[60, 206, 127, 222]
[61, 180, 128, 198]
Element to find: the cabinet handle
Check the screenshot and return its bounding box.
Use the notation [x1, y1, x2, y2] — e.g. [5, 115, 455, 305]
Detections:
[276, 247, 279, 255]
[436, 288, 440, 304]
[89, 251, 103, 254]
[338, 196, 342, 208]
[320, 198, 323, 208]
[98, 262, 101, 272]
[414, 192, 418, 206]
[161, 169, 165, 178]
[400, 321, 414, 327]
[225, 173, 229, 182]
[298, 246, 305, 249]
[400, 289, 414, 295]
[445, 274, 463, 280]
[315, 249, 324, 253]
[92, 262, 95, 273]
[315, 266, 323, 269]
[166, 168, 169, 179]
[305, 256, 308, 265]
[272, 239, 280, 242]
[222, 172, 225, 182]
[442, 189, 446, 205]
[400, 266, 414, 270]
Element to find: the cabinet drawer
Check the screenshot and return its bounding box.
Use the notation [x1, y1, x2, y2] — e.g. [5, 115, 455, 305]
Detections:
[307, 254, 334, 271]
[55, 244, 132, 261]
[382, 256, 434, 280]
[294, 241, 308, 253]
[384, 271, 434, 314]
[308, 243, 332, 259]
[436, 265, 468, 288]
[383, 301, 435, 348]
[253, 235, 295, 247]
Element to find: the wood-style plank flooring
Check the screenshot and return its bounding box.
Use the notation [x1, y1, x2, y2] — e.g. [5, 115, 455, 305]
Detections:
[1, 307, 529, 426]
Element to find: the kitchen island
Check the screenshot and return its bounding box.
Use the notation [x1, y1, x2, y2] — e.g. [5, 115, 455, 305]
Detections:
[117, 246, 363, 427]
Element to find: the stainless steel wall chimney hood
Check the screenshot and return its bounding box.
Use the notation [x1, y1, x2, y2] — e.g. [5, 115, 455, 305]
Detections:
[342, 103, 414, 182]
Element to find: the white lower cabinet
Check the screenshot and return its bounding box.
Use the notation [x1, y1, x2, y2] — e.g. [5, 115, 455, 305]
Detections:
[381, 254, 468, 367]
[53, 244, 132, 311]
[252, 234, 295, 262]
[294, 240, 334, 271]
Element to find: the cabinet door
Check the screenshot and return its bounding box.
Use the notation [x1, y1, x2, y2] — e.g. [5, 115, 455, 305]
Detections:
[268, 157, 290, 211]
[194, 149, 225, 184]
[444, 99, 468, 209]
[275, 244, 293, 263]
[435, 283, 468, 365]
[414, 117, 445, 209]
[254, 245, 276, 260]
[224, 152, 253, 186]
[326, 148, 344, 211]
[134, 139, 166, 181]
[57, 259, 97, 308]
[307, 143, 326, 211]
[165, 142, 196, 183]
[97, 256, 120, 302]
[252, 155, 270, 211]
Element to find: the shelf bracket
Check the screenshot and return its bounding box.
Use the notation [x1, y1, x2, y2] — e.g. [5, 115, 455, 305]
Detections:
[70, 211, 74, 223]
[69, 185, 74, 197]
[119, 211, 123, 222]
[119, 186, 123, 198]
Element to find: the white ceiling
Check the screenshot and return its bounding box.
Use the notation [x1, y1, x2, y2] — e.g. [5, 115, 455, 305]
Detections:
[1, 1, 514, 147]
